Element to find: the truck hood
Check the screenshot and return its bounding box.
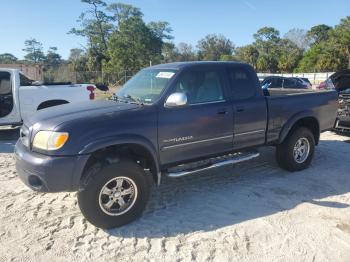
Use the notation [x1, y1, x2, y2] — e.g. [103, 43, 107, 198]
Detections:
[25, 100, 139, 129]
[330, 69, 350, 92]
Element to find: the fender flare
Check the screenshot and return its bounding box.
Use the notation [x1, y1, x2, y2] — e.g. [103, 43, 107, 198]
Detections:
[278, 110, 320, 144]
[79, 134, 161, 184]
[37, 99, 69, 110]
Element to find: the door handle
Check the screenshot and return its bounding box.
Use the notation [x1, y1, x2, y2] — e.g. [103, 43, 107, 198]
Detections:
[217, 108, 228, 115]
[236, 106, 245, 112]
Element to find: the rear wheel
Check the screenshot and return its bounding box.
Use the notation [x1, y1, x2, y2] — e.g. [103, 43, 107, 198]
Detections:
[276, 127, 315, 171]
[78, 159, 150, 229]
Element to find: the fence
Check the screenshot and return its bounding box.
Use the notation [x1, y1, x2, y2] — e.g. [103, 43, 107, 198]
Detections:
[43, 70, 136, 86]
[43, 69, 335, 86]
[257, 72, 334, 85]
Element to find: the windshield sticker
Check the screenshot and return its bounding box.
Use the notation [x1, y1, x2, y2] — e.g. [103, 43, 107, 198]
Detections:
[156, 72, 175, 79]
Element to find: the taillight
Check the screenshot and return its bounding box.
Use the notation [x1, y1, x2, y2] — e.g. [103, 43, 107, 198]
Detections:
[87, 85, 95, 100]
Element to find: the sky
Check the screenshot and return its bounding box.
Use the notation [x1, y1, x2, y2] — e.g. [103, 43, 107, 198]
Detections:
[0, 0, 349, 59]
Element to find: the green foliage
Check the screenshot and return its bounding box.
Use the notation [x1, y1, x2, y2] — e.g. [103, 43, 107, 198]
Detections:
[236, 27, 302, 73]
[104, 16, 163, 73]
[68, 48, 89, 72]
[235, 45, 259, 68]
[333, 16, 350, 68]
[296, 18, 350, 72]
[253, 27, 280, 41]
[17, 7, 350, 83]
[0, 53, 18, 64]
[161, 42, 197, 62]
[69, 0, 113, 71]
[70, 1, 172, 74]
[197, 34, 234, 61]
[307, 24, 332, 44]
[22, 38, 46, 63]
[44, 47, 62, 68]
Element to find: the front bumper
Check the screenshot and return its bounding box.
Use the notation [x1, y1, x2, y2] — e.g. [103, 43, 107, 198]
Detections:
[15, 140, 90, 192]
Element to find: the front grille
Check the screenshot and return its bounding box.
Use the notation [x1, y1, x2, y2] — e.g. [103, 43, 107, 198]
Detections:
[20, 125, 30, 148]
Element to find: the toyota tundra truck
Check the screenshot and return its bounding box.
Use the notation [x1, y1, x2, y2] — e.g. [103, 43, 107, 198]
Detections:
[15, 62, 338, 229]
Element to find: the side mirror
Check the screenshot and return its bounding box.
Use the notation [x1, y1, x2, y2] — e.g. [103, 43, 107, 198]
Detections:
[164, 92, 188, 108]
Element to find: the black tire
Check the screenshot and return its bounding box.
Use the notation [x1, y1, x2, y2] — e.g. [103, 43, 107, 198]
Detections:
[78, 159, 150, 229]
[276, 127, 315, 172]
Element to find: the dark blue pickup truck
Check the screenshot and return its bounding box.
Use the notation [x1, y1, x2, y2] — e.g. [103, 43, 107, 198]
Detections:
[15, 62, 338, 228]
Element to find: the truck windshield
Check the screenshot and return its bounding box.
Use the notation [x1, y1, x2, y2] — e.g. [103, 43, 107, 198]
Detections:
[116, 69, 177, 104]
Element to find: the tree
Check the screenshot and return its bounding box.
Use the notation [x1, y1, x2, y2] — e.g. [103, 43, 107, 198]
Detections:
[307, 24, 332, 45]
[250, 27, 281, 72]
[277, 39, 303, 72]
[333, 16, 350, 68]
[197, 34, 234, 61]
[45, 47, 62, 68]
[22, 38, 45, 63]
[253, 27, 280, 42]
[104, 16, 164, 73]
[68, 48, 89, 72]
[148, 21, 173, 41]
[70, 0, 113, 71]
[107, 2, 142, 24]
[296, 18, 350, 72]
[177, 43, 196, 61]
[235, 44, 259, 68]
[284, 28, 310, 50]
[161, 42, 178, 63]
[0, 53, 18, 64]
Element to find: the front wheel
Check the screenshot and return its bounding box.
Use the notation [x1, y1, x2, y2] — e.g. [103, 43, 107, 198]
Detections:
[78, 159, 150, 229]
[276, 127, 315, 171]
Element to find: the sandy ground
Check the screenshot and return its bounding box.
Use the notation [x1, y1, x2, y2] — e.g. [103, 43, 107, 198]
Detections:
[0, 130, 350, 262]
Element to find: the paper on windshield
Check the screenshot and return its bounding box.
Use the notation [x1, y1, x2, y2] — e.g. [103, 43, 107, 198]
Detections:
[156, 72, 175, 79]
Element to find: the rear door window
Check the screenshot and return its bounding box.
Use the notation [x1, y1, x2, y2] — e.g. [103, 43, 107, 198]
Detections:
[228, 67, 256, 100]
[0, 72, 11, 95]
[272, 78, 283, 88]
[19, 74, 33, 86]
[283, 78, 297, 88]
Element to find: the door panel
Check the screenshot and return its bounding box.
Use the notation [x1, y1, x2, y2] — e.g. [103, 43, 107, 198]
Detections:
[158, 102, 233, 164]
[158, 68, 233, 165]
[233, 97, 267, 149]
[227, 66, 267, 149]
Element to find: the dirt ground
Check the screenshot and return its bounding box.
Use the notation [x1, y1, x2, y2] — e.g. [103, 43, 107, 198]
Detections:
[0, 130, 350, 262]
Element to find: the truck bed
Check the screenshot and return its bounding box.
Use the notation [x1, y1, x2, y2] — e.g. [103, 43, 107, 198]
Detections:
[265, 90, 338, 144]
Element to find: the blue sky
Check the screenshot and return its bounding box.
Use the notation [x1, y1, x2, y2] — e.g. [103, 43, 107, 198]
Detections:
[1, 0, 349, 59]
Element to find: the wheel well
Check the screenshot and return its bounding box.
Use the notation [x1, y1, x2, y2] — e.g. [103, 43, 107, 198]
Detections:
[37, 100, 69, 110]
[81, 144, 158, 185]
[289, 117, 320, 144]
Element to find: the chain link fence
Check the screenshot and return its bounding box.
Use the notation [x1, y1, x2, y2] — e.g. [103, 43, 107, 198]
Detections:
[43, 70, 137, 86]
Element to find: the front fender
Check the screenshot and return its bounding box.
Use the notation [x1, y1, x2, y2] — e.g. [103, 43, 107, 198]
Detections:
[78, 134, 161, 183]
[278, 110, 319, 144]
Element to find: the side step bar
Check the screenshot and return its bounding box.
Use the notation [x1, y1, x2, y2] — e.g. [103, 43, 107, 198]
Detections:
[166, 151, 260, 178]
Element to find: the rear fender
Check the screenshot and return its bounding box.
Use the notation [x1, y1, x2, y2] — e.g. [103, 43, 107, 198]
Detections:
[278, 111, 319, 144]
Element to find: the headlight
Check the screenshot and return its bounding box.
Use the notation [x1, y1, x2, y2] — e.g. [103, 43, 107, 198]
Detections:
[32, 131, 69, 151]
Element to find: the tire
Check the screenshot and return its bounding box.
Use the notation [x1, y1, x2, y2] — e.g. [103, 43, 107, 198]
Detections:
[276, 127, 315, 172]
[78, 159, 150, 229]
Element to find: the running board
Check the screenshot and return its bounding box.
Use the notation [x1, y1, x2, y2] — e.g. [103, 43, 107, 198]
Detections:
[166, 151, 260, 178]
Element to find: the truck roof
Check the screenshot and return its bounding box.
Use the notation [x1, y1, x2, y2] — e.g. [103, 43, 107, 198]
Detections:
[149, 61, 250, 70]
[0, 68, 19, 73]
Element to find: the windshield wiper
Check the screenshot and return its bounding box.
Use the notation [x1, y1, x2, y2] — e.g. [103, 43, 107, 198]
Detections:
[124, 94, 144, 105]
